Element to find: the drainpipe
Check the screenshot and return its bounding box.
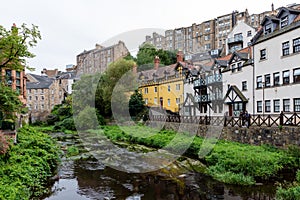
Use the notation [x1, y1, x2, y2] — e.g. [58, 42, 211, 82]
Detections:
[252, 46, 255, 115]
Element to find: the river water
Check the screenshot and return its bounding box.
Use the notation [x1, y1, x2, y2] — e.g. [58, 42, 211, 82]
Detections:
[44, 133, 277, 200]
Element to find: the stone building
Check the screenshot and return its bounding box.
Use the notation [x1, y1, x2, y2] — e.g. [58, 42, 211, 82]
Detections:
[26, 74, 65, 122]
[142, 4, 298, 57]
[75, 41, 129, 77]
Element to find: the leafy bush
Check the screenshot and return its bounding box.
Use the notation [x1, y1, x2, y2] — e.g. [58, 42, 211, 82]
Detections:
[75, 106, 100, 130]
[46, 114, 59, 125]
[66, 146, 79, 157]
[54, 117, 76, 131]
[0, 126, 60, 199]
[276, 170, 300, 200]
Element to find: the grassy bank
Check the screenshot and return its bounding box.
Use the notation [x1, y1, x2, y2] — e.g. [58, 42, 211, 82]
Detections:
[0, 126, 60, 200]
[88, 125, 300, 186]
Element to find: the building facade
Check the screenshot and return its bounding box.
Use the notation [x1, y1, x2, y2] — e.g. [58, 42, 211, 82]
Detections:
[76, 41, 129, 76]
[252, 7, 300, 115]
[138, 53, 186, 114]
[26, 74, 65, 122]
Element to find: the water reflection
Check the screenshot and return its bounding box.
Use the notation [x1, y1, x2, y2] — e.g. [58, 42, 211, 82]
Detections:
[45, 157, 276, 200]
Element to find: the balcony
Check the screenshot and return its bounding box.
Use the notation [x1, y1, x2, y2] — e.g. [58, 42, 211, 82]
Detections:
[227, 35, 243, 44]
[194, 95, 211, 103]
[206, 74, 222, 85]
[209, 92, 223, 101]
[193, 78, 206, 88]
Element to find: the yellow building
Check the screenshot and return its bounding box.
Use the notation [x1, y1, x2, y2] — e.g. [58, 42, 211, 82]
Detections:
[138, 53, 186, 114]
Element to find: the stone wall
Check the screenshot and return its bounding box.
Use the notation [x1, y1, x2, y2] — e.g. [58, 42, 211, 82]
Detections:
[158, 122, 300, 147]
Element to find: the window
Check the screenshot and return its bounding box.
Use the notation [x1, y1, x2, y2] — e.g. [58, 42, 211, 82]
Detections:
[274, 72, 280, 86]
[144, 98, 148, 105]
[41, 104, 44, 110]
[154, 87, 157, 93]
[144, 88, 148, 94]
[237, 62, 242, 71]
[154, 97, 157, 105]
[281, 16, 289, 28]
[274, 100, 280, 112]
[257, 76, 262, 88]
[265, 100, 271, 113]
[16, 71, 20, 78]
[283, 99, 290, 112]
[176, 98, 180, 105]
[257, 101, 262, 113]
[260, 49, 266, 60]
[294, 98, 300, 112]
[29, 96, 32, 101]
[242, 81, 247, 91]
[176, 84, 180, 91]
[294, 68, 300, 83]
[265, 74, 271, 87]
[168, 85, 171, 92]
[168, 99, 171, 106]
[41, 96, 44, 101]
[282, 41, 289, 56]
[283, 70, 290, 84]
[264, 23, 272, 35]
[247, 30, 252, 37]
[5, 70, 12, 85]
[293, 38, 300, 53]
[35, 96, 38, 101]
[231, 64, 237, 73]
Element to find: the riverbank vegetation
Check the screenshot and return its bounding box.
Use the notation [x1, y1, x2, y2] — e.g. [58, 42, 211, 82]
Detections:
[87, 125, 300, 187]
[0, 126, 60, 200]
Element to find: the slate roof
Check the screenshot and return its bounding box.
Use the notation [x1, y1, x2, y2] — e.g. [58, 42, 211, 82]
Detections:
[26, 74, 54, 89]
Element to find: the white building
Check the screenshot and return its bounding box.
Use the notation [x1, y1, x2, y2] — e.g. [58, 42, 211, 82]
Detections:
[252, 7, 300, 115]
[226, 21, 257, 55]
[222, 47, 253, 116]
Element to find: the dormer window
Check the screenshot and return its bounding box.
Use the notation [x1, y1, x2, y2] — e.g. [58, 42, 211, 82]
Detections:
[281, 16, 289, 28]
[264, 23, 272, 35]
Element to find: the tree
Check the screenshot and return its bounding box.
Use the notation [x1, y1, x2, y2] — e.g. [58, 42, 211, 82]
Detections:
[0, 23, 41, 71]
[129, 89, 146, 121]
[0, 83, 23, 129]
[100, 59, 136, 117]
[136, 43, 177, 70]
[136, 43, 157, 66]
[0, 23, 41, 128]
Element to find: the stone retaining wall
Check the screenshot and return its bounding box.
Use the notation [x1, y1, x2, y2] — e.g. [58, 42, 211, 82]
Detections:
[156, 122, 300, 147]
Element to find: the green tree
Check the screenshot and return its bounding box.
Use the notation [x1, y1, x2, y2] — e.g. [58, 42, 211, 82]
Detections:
[136, 43, 157, 66]
[0, 83, 23, 129]
[0, 23, 41, 128]
[100, 59, 136, 117]
[0, 23, 41, 71]
[136, 43, 177, 70]
[129, 89, 146, 121]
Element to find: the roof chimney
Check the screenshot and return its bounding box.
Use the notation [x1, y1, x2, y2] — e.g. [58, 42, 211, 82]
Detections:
[154, 56, 160, 70]
[177, 51, 184, 62]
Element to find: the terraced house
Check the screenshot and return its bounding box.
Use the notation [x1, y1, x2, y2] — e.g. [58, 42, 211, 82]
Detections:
[138, 52, 186, 114]
[252, 6, 300, 115]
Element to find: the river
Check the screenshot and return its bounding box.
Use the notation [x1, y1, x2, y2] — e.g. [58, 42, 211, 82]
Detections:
[43, 132, 277, 200]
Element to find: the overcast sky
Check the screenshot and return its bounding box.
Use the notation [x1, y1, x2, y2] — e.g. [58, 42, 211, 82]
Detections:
[1, 0, 293, 74]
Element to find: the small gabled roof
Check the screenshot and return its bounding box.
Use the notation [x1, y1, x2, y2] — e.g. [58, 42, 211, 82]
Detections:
[261, 15, 280, 26]
[276, 7, 300, 18]
[224, 85, 248, 103]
